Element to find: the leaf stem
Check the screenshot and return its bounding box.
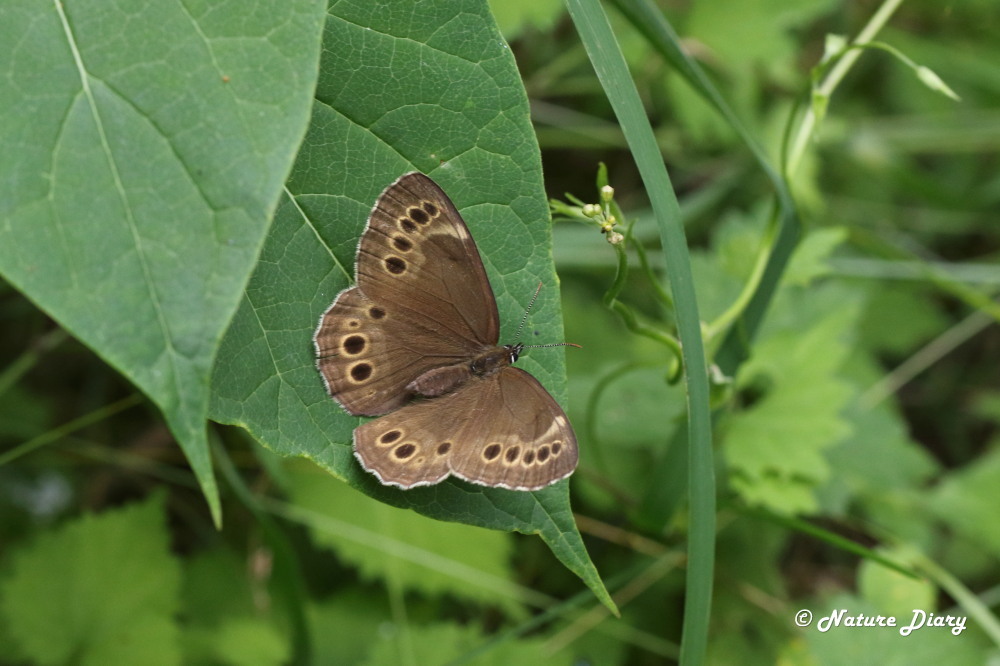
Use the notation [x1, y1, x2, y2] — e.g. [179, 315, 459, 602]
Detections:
[785, 0, 904, 175]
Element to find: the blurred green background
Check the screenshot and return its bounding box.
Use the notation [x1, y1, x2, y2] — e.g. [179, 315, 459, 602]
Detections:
[1, 0, 998, 664]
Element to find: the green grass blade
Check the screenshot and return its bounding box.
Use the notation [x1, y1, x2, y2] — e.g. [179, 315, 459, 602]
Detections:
[608, 0, 802, 375]
[565, 1, 715, 663]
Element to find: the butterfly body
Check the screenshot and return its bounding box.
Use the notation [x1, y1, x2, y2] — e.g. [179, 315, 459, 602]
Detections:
[405, 343, 517, 397]
[314, 173, 577, 491]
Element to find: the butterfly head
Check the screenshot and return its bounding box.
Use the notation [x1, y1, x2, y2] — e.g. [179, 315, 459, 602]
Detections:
[504, 343, 524, 364]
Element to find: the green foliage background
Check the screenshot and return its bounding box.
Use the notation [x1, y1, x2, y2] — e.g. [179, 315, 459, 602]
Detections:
[1, 0, 998, 664]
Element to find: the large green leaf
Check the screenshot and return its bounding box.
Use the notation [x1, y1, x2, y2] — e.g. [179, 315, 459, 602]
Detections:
[0, 494, 181, 665]
[209, 0, 612, 609]
[287, 468, 524, 615]
[0, 0, 326, 523]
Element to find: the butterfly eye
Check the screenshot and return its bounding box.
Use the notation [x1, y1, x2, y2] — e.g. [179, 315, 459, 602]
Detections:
[350, 363, 373, 382]
[505, 344, 521, 363]
[384, 257, 407, 274]
[378, 430, 402, 445]
[393, 443, 417, 459]
[342, 335, 366, 355]
[407, 207, 430, 224]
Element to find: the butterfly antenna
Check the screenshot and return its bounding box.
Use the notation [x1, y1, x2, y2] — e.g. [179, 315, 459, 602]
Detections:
[514, 282, 582, 350]
[513, 282, 544, 342]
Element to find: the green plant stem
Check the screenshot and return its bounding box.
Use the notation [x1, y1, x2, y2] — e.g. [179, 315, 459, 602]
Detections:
[388, 577, 417, 666]
[0, 328, 67, 398]
[630, 220, 674, 309]
[744, 508, 918, 580]
[584, 361, 665, 475]
[850, 228, 1000, 323]
[915, 553, 1000, 647]
[603, 237, 630, 306]
[262, 496, 554, 607]
[604, 219, 683, 364]
[860, 308, 997, 409]
[703, 211, 778, 349]
[565, 2, 715, 664]
[449, 556, 678, 665]
[608, 0, 801, 376]
[0, 394, 143, 467]
[213, 440, 312, 665]
[785, 0, 904, 175]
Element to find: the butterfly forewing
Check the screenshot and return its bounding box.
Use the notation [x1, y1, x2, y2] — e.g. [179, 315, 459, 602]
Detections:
[360, 173, 499, 349]
[315, 173, 499, 416]
[315, 286, 455, 415]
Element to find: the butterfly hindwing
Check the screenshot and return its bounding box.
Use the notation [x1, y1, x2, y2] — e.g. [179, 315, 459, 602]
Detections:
[354, 368, 578, 491]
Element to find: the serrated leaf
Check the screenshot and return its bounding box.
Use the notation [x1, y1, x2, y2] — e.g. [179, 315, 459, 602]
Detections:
[930, 447, 1000, 559]
[725, 286, 861, 514]
[206, 618, 289, 666]
[0, 493, 181, 666]
[363, 622, 574, 666]
[0, 0, 326, 523]
[207, 0, 612, 610]
[180, 548, 275, 629]
[858, 554, 935, 618]
[858, 283, 949, 356]
[308, 592, 390, 665]
[783, 227, 848, 287]
[288, 466, 523, 613]
[817, 352, 938, 519]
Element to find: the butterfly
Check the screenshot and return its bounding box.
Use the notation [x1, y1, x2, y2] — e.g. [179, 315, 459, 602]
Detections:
[313, 172, 578, 490]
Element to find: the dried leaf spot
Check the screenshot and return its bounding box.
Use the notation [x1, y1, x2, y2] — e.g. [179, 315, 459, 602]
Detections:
[394, 443, 417, 460]
[350, 363, 372, 382]
[342, 335, 366, 355]
[384, 256, 406, 274]
[408, 207, 430, 224]
[436, 441, 452, 455]
[523, 450, 536, 465]
[537, 445, 551, 462]
[422, 201, 439, 216]
[392, 236, 413, 252]
[368, 307, 386, 320]
[504, 446, 521, 463]
[483, 443, 502, 461]
[399, 217, 417, 233]
[379, 430, 402, 445]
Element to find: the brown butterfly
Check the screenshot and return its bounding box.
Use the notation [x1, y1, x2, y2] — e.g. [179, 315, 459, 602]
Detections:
[313, 173, 578, 490]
